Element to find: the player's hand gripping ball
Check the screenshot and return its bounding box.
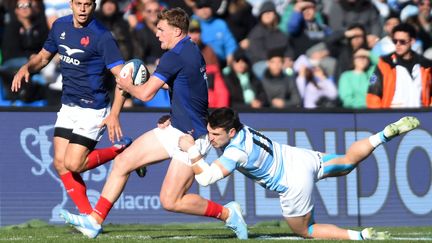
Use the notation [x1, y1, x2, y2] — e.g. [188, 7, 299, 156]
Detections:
[120, 59, 150, 86]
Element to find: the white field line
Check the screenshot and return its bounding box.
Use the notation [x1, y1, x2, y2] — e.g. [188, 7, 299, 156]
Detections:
[2, 232, 432, 241]
[102, 234, 432, 241]
[256, 235, 432, 241]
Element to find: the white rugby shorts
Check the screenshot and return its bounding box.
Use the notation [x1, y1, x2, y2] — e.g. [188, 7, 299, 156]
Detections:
[279, 146, 324, 218]
[153, 124, 211, 165]
[54, 104, 110, 141]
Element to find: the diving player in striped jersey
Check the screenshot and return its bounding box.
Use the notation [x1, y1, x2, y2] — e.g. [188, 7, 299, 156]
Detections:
[178, 107, 420, 240]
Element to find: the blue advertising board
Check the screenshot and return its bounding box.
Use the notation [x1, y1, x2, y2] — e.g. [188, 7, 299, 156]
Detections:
[0, 111, 431, 227]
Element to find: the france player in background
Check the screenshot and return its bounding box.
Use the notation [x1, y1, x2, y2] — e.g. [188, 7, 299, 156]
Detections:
[178, 107, 421, 240]
[11, 0, 131, 216]
[60, 8, 247, 240]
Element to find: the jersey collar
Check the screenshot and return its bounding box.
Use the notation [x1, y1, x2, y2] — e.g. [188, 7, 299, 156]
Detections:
[171, 36, 191, 54]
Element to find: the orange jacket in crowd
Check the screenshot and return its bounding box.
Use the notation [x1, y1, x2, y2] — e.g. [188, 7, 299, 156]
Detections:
[366, 53, 432, 108]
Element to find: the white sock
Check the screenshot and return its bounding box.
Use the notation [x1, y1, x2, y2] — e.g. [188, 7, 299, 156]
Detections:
[369, 131, 387, 148]
[347, 229, 362, 240]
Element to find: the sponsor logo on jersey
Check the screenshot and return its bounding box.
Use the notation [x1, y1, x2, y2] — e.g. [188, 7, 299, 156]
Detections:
[80, 98, 93, 104]
[59, 44, 84, 56]
[59, 44, 84, 65]
[60, 32, 66, 40]
[59, 55, 80, 65]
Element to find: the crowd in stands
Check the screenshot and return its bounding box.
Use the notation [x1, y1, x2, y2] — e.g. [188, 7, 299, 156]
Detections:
[0, 0, 431, 109]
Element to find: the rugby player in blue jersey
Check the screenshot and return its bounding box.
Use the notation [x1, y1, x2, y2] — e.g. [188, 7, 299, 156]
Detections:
[178, 107, 421, 240]
[59, 8, 248, 239]
[11, 0, 131, 215]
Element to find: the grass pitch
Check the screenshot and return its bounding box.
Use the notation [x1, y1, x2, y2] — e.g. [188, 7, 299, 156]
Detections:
[0, 220, 431, 242]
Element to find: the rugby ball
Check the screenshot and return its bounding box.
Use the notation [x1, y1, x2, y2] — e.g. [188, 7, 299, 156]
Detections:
[120, 59, 149, 86]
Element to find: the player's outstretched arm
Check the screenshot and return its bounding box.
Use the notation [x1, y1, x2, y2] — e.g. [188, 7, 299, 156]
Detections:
[11, 49, 54, 92]
[192, 159, 229, 186]
[179, 134, 230, 186]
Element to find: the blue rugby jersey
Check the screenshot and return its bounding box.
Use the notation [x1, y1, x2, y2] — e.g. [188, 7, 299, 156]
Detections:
[43, 15, 124, 109]
[218, 125, 289, 193]
[153, 36, 208, 139]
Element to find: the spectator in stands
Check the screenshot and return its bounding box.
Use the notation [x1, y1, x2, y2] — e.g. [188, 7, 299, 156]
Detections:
[327, 23, 376, 82]
[192, 0, 238, 67]
[324, 0, 383, 45]
[95, 0, 134, 107]
[399, 3, 432, 54]
[2, 0, 48, 63]
[248, 0, 289, 17]
[199, 0, 224, 16]
[189, 19, 229, 108]
[0, 3, 6, 48]
[295, 62, 338, 109]
[371, 12, 400, 57]
[43, 0, 71, 28]
[303, 42, 338, 81]
[371, 0, 391, 20]
[245, 0, 293, 79]
[95, 0, 134, 61]
[416, 0, 432, 58]
[287, 0, 332, 59]
[29, 0, 45, 17]
[223, 48, 268, 109]
[367, 23, 432, 108]
[133, 0, 164, 69]
[279, 0, 326, 35]
[123, 0, 143, 30]
[338, 48, 375, 109]
[160, 0, 196, 17]
[0, 0, 48, 104]
[417, 0, 432, 34]
[261, 49, 302, 108]
[224, 0, 257, 44]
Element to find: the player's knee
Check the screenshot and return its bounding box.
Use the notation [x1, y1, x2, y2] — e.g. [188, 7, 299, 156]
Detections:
[159, 193, 177, 212]
[52, 157, 65, 172]
[64, 160, 84, 173]
[112, 153, 134, 174]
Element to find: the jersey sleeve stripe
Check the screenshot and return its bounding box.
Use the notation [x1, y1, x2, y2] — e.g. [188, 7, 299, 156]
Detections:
[153, 72, 168, 82]
[106, 60, 124, 69]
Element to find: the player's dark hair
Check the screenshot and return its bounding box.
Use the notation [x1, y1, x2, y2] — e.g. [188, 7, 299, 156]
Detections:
[392, 23, 417, 39]
[208, 108, 243, 133]
[158, 7, 189, 34]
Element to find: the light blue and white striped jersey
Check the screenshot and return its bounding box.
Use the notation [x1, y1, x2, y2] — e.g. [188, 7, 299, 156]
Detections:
[218, 125, 290, 193]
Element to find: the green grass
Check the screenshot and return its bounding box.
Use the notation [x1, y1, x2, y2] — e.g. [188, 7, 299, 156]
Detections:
[0, 220, 431, 242]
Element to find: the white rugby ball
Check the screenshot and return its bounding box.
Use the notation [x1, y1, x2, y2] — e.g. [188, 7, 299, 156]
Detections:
[120, 59, 149, 86]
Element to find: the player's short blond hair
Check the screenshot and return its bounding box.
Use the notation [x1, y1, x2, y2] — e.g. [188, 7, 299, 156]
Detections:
[157, 7, 189, 34]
